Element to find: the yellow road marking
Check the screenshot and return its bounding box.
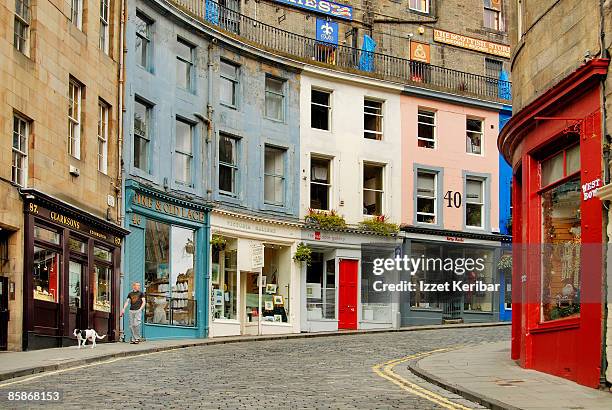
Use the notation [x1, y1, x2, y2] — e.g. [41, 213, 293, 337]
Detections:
[372, 348, 473, 410]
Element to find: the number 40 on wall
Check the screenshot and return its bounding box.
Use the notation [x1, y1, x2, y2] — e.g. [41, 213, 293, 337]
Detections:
[444, 191, 462, 208]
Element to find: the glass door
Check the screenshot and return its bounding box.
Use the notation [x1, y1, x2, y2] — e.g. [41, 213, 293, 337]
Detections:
[68, 260, 85, 333]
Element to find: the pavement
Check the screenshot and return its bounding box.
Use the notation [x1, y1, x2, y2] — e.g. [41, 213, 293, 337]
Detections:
[409, 341, 612, 410]
[0, 322, 506, 383]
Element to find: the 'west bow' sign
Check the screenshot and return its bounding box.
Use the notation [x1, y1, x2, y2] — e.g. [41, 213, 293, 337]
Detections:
[274, 0, 353, 20]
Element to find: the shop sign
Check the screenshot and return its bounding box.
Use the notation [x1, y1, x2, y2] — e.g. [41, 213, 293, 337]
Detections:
[446, 236, 465, 242]
[251, 243, 265, 270]
[274, 0, 353, 21]
[410, 41, 430, 64]
[582, 178, 602, 201]
[433, 29, 511, 58]
[316, 18, 338, 45]
[132, 193, 206, 223]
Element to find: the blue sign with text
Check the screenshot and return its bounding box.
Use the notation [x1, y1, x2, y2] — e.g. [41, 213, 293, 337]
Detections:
[274, 0, 353, 21]
[316, 19, 338, 45]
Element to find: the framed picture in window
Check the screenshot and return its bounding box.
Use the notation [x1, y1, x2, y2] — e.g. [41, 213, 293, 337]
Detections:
[264, 300, 274, 311]
[273, 295, 284, 306]
[265, 284, 277, 294]
[273, 314, 282, 322]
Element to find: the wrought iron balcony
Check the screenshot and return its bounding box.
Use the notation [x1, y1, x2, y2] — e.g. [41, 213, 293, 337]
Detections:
[170, 0, 512, 103]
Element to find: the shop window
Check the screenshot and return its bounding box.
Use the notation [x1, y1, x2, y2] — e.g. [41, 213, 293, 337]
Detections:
[33, 246, 60, 303]
[212, 247, 238, 320]
[409, 0, 429, 13]
[100, 0, 110, 54]
[311, 89, 331, 131]
[220, 60, 239, 107]
[68, 261, 82, 308]
[466, 118, 483, 155]
[540, 145, 581, 322]
[135, 12, 152, 70]
[416, 171, 437, 224]
[264, 146, 285, 205]
[363, 163, 384, 215]
[260, 247, 290, 323]
[219, 133, 238, 195]
[417, 110, 436, 149]
[14, 0, 30, 55]
[68, 79, 83, 159]
[34, 226, 60, 245]
[68, 237, 86, 253]
[466, 178, 484, 228]
[71, 0, 83, 30]
[306, 253, 336, 320]
[176, 37, 195, 92]
[463, 248, 494, 312]
[265, 76, 285, 121]
[12, 114, 29, 187]
[145, 220, 196, 326]
[310, 157, 331, 210]
[98, 100, 109, 174]
[361, 246, 393, 322]
[484, 0, 503, 31]
[175, 118, 194, 186]
[133, 98, 152, 173]
[94, 265, 111, 313]
[409, 242, 443, 309]
[364, 99, 383, 140]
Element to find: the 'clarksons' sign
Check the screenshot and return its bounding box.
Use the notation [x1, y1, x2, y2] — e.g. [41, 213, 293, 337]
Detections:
[274, 0, 353, 20]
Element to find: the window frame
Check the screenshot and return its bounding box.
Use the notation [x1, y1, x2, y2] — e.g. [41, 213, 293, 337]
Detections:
[14, 0, 30, 55]
[100, 0, 110, 54]
[483, 0, 503, 31]
[416, 170, 438, 224]
[218, 133, 239, 196]
[417, 109, 436, 149]
[135, 11, 152, 70]
[176, 37, 195, 92]
[220, 59, 239, 108]
[133, 97, 152, 173]
[264, 75, 286, 122]
[408, 0, 430, 14]
[97, 100, 109, 174]
[465, 177, 485, 229]
[68, 79, 82, 159]
[311, 88, 332, 131]
[12, 113, 29, 187]
[70, 0, 83, 30]
[362, 163, 384, 216]
[363, 98, 384, 141]
[310, 156, 332, 211]
[174, 116, 194, 187]
[263, 145, 286, 206]
[466, 117, 484, 156]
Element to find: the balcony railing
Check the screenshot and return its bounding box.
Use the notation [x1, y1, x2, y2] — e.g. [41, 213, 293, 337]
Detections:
[171, 0, 512, 102]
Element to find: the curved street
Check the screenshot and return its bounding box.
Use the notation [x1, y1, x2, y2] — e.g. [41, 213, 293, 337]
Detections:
[1, 326, 508, 409]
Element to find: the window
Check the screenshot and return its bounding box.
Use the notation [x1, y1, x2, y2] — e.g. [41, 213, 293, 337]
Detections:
[176, 38, 194, 91]
[211, 247, 237, 320]
[93, 246, 112, 312]
[12, 114, 28, 186]
[416, 171, 436, 223]
[175, 118, 193, 186]
[265, 76, 285, 121]
[310, 157, 331, 210]
[466, 118, 483, 155]
[133, 98, 151, 173]
[409, 0, 429, 13]
[100, 0, 110, 53]
[219, 134, 238, 195]
[363, 164, 384, 215]
[485, 58, 503, 95]
[466, 178, 484, 228]
[71, 0, 83, 30]
[220, 60, 239, 107]
[68, 79, 82, 159]
[264, 146, 285, 205]
[364, 99, 383, 140]
[14, 0, 30, 54]
[541, 145, 580, 187]
[417, 110, 436, 148]
[135, 12, 152, 69]
[306, 253, 336, 320]
[484, 0, 503, 31]
[261, 247, 290, 322]
[97, 101, 109, 174]
[311, 89, 331, 130]
[33, 246, 61, 303]
[145, 221, 196, 326]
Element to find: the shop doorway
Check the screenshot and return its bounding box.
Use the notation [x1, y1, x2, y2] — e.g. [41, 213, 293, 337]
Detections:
[241, 271, 260, 336]
[338, 259, 358, 330]
[0, 276, 8, 350]
[67, 260, 86, 334]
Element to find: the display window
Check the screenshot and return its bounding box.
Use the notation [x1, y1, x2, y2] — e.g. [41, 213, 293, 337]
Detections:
[539, 144, 581, 321]
[306, 252, 336, 320]
[361, 247, 392, 321]
[212, 246, 238, 320]
[33, 246, 60, 303]
[261, 247, 289, 323]
[93, 245, 112, 313]
[462, 248, 494, 312]
[145, 220, 196, 326]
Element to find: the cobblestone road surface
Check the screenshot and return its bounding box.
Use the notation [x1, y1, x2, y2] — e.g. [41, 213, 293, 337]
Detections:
[2, 326, 509, 409]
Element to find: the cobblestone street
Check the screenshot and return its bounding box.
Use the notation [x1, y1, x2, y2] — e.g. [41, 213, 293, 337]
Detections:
[1, 326, 509, 409]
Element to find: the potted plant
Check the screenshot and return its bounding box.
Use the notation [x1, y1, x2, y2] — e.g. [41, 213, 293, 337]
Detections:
[305, 209, 347, 230]
[359, 215, 399, 236]
[293, 242, 312, 266]
[210, 234, 227, 251]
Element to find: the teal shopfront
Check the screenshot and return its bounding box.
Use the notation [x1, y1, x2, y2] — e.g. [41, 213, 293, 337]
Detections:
[123, 181, 211, 340]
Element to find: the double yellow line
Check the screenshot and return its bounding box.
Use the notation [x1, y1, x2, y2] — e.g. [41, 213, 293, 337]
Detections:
[372, 348, 473, 410]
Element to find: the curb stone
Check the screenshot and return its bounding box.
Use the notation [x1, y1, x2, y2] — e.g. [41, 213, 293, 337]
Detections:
[0, 322, 509, 383]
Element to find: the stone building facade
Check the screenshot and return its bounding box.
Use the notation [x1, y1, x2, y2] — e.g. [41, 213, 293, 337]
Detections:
[0, 0, 127, 350]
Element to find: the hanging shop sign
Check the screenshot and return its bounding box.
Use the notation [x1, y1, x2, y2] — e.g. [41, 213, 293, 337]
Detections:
[316, 18, 338, 45]
[274, 0, 353, 21]
[410, 41, 430, 63]
[433, 29, 511, 58]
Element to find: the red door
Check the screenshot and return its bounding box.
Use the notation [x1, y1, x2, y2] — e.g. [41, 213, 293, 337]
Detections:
[338, 259, 358, 330]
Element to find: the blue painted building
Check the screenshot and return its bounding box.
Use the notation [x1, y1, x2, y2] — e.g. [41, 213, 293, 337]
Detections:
[498, 104, 513, 322]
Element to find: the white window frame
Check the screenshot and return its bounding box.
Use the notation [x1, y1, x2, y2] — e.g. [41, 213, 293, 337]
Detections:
[175, 117, 194, 186]
[71, 0, 83, 30]
[466, 118, 484, 155]
[466, 178, 485, 228]
[409, 0, 430, 13]
[68, 79, 82, 159]
[133, 98, 152, 173]
[12, 114, 29, 187]
[311, 89, 332, 131]
[416, 171, 437, 224]
[97, 100, 109, 174]
[310, 156, 332, 211]
[265, 76, 286, 122]
[364, 98, 383, 140]
[100, 0, 110, 54]
[135, 12, 151, 70]
[220, 59, 239, 107]
[14, 0, 30, 55]
[176, 37, 194, 92]
[219, 133, 239, 196]
[263, 145, 286, 206]
[417, 110, 436, 149]
[484, 0, 504, 31]
[363, 163, 384, 216]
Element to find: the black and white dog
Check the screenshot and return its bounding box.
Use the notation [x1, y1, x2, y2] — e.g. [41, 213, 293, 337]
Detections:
[73, 329, 106, 348]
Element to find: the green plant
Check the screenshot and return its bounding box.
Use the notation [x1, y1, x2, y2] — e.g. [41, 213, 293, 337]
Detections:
[293, 242, 312, 266]
[497, 254, 512, 270]
[358, 215, 399, 236]
[549, 303, 580, 320]
[210, 234, 227, 250]
[305, 209, 346, 230]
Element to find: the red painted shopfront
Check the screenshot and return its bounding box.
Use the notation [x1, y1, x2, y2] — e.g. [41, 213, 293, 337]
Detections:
[499, 59, 608, 387]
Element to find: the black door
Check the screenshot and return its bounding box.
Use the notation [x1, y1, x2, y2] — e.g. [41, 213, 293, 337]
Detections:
[0, 276, 9, 350]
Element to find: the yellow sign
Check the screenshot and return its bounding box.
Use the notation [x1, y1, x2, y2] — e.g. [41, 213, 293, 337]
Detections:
[133, 193, 206, 223]
[433, 29, 510, 58]
[410, 41, 431, 64]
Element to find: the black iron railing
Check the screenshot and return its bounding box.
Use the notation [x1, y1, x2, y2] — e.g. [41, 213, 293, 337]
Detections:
[170, 0, 512, 102]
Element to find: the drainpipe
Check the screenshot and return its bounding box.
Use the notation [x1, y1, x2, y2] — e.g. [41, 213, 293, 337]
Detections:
[206, 39, 216, 201]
